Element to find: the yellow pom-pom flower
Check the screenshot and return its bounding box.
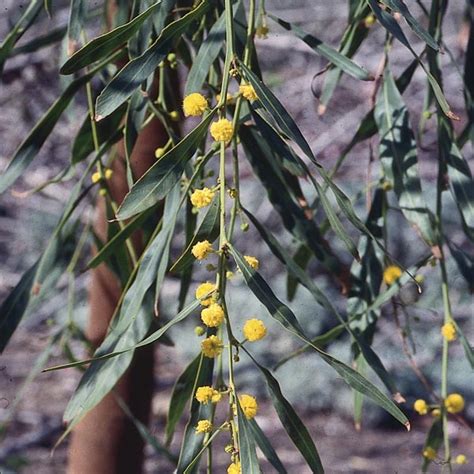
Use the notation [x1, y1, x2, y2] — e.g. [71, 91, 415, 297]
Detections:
[195, 419, 213, 434]
[244, 255, 259, 270]
[155, 147, 165, 159]
[423, 447, 437, 461]
[201, 303, 225, 327]
[192, 240, 213, 260]
[239, 394, 258, 419]
[255, 25, 269, 39]
[191, 187, 215, 208]
[183, 93, 208, 117]
[441, 322, 456, 342]
[195, 282, 216, 306]
[431, 408, 441, 417]
[239, 84, 258, 101]
[104, 168, 113, 180]
[455, 454, 468, 465]
[195, 386, 222, 404]
[444, 393, 465, 414]
[364, 14, 376, 27]
[91, 171, 101, 184]
[413, 399, 428, 415]
[243, 319, 267, 342]
[210, 118, 234, 142]
[201, 335, 223, 358]
[227, 461, 241, 474]
[383, 265, 402, 285]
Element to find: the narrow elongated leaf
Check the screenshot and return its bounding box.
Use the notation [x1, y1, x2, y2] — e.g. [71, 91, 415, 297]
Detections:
[447, 240, 474, 292]
[185, 10, 226, 95]
[66, 0, 87, 55]
[367, 0, 455, 119]
[244, 348, 323, 473]
[61, 1, 162, 74]
[0, 0, 43, 74]
[117, 111, 215, 220]
[248, 419, 287, 474]
[72, 105, 127, 163]
[244, 207, 398, 396]
[239, 62, 316, 162]
[454, 322, 474, 370]
[176, 356, 214, 473]
[11, 26, 67, 56]
[166, 356, 202, 444]
[270, 14, 373, 81]
[236, 401, 261, 474]
[96, 1, 209, 118]
[230, 246, 410, 429]
[374, 70, 435, 245]
[421, 419, 443, 472]
[381, 0, 439, 51]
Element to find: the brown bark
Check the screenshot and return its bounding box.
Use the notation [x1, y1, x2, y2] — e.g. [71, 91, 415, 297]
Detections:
[67, 117, 168, 474]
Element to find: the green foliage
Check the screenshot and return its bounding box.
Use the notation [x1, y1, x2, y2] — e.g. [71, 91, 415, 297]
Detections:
[0, 0, 472, 472]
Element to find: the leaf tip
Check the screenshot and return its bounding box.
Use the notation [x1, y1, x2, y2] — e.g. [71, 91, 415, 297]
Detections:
[393, 392, 406, 404]
[404, 421, 411, 432]
[95, 113, 104, 122]
[446, 110, 460, 121]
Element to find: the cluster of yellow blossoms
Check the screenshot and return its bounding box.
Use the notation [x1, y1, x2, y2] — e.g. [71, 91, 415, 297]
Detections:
[441, 321, 457, 342]
[190, 187, 215, 208]
[91, 167, 113, 184]
[414, 393, 465, 417]
[382, 265, 402, 285]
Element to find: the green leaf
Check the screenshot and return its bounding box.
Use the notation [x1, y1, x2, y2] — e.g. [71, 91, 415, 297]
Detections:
[176, 355, 214, 473]
[166, 356, 202, 444]
[447, 240, 474, 292]
[374, 69, 435, 245]
[185, 10, 226, 95]
[270, 14, 373, 81]
[381, 0, 439, 51]
[421, 418, 443, 472]
[230, 245, 410, 429]
[243, 348, 323, 473]
[239, 62, 316, 162]
[171, 195, 220, 273]
[236, 401, 261, 474]
[66, 0, 87, 55]
[0, 0, 43, 74]
[243, 207, 398, 396]
[88, 209, 154, 269]
[367, 0, 456, 119]
[96, 1, 209, 118]
[61, 1, 162, 74]
[11, 26, 67, 56]
[71, 105, 127, 164]
[117, 111, 215, 220]
[116, 395, 177, 463]
[0, 52, 120, 194]
[248, 419, 287, 474]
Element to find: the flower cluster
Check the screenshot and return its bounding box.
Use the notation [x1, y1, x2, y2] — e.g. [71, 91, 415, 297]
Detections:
[190, 187, 215, 208]
[201, 303, 225, 327]
[243, 318, 267, 342]
[210, 118, 234, 142]
[239, 394, 258, 419]
[192, 240, 213, 260]
[201, 335, 223, 358]
[239, 83, 258, 101]
[441, 322, 456, 342]
[383, 265, 402, 285]
[195, 386, 222, 404]
[195, 419, 213, 434]
[183, 92, 208, 117]
[195, 282, 216, 306]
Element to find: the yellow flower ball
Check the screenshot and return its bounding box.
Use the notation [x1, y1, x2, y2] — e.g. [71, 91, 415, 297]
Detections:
[227, 461, 241, 474]
[99, 188, 107, 197]
[210, 118, 234, 142]
[383, 265, 402, 285]
[104, 168, 113, 180]
[91, 171, 101, 184]
[413, 399, 428, 415]
[183, 93, 208, 117]
[195, 419, 213, 434]
[364, 14, 376, 27]
[255, 25, 269, 39]
[195, 282, 216, 306]
[244, 255, 259, 270]
[239, 394, 258, 419]
[155, 147, 165, 159]
[201, 335, 223, 358]
[431, 408, 441, 417]
[191, 187, 215, 208]
[444, 393, 465, 414]
[192, 240, 213, 260]
[195, 386, 222, 404]
[239, 83, 258, 101]
[423, 447, 437, 461]
[169, 110, 179, 121]
[441, 322, 456, 342]
[243, 319, 267, 342]
[201, 303, 225, 327]
[455, 454, 468, 465]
